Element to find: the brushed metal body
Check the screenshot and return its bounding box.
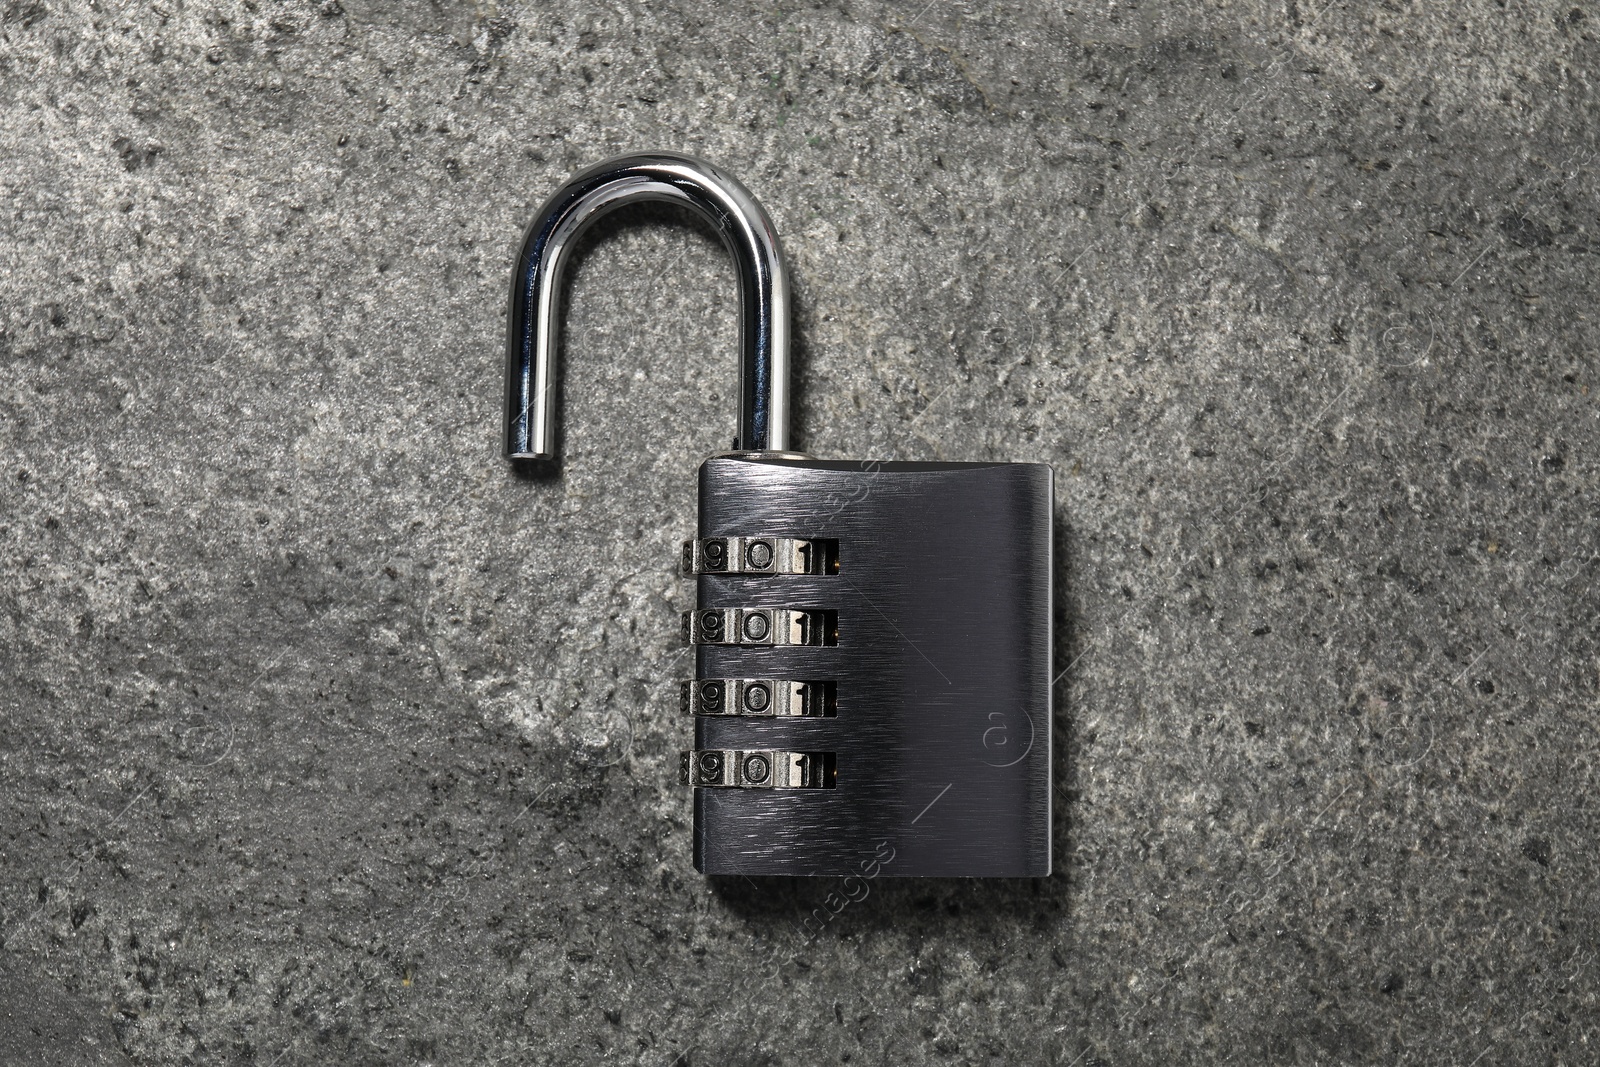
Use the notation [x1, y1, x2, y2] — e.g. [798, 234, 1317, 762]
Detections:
[693, 456, 1053, 877]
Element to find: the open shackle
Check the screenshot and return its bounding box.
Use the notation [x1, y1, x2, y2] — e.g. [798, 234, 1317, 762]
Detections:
[504, 152, 792, 459]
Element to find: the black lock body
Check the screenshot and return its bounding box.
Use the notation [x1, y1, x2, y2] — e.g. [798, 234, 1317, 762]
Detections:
[687, 455, 1053, 877]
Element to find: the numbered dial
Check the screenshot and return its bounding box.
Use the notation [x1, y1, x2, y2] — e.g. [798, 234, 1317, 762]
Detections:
[681, 537, 838, 576]
[682, 607, 837, 647]
[679, 749, 836, 789]
[681, 678, 836, 717]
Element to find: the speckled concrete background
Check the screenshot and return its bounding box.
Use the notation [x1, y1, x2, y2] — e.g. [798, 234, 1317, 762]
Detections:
[1, 1, 1597, 1064]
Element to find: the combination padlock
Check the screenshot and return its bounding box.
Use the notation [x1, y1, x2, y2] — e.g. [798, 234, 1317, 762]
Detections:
[506, 154, 1052, 877]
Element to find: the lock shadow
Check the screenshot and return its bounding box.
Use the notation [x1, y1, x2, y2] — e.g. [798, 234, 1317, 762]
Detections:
[786, 263, 816, 453]
[508, 457, 562, 483]
[707, 504, 1081, 937]
[1049, 501, 1079, 891]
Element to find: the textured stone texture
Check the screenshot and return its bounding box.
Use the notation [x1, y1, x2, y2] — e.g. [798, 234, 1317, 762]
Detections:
[1, 0, 1597, 1063]
[0, 951, 130, 1065]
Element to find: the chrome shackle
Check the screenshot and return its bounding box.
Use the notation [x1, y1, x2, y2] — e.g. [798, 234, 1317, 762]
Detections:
[503, 152, 792, 459]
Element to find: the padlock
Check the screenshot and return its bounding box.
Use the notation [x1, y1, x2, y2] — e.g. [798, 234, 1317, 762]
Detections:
[505, 153, 1052, 877]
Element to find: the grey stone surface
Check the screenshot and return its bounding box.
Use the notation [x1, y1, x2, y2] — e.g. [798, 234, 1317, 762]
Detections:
[0, 952, 131, 1065]
[1, 0, 1597, 1063]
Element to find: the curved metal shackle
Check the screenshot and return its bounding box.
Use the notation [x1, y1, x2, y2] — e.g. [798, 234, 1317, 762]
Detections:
[504, 152, 792, 459]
